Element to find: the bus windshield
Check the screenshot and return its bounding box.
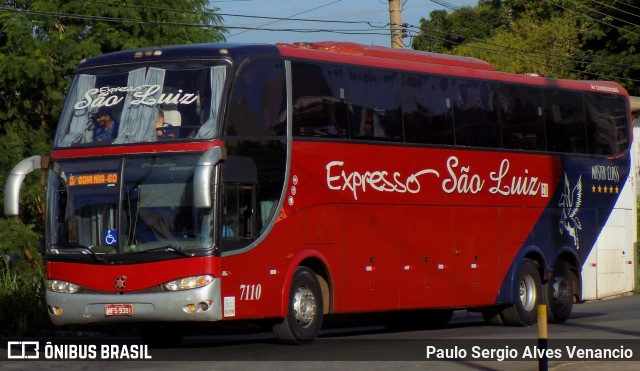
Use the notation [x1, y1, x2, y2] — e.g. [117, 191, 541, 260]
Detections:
[54, 64, 227, 147]
[46, 154, 215, 256]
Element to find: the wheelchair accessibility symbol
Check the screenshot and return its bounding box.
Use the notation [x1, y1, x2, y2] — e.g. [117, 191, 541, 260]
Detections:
[103, 229, 118, 246]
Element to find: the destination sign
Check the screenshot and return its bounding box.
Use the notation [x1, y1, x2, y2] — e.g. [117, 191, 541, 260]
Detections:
[69, 173, 119, 186]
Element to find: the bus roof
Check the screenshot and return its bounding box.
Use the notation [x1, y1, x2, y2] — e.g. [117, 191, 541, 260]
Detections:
[277, 41, 496, 71]
[74, 41, 627, 97]
[76, 43, 280, 70]
[277, 41, 628, 97]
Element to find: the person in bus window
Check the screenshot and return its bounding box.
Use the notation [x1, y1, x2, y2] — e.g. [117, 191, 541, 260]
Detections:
[155, 108, 179, 140]
[92, 107, 119, 143]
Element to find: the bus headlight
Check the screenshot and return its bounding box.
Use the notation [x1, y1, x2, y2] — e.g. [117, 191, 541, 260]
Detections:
[47, 280, 80, 294]
[163, 275, 214, 291]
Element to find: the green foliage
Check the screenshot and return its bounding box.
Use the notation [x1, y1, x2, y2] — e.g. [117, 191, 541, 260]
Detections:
[412, 6, 505, 53]
[0, 218, 41, 270]
[0, 0, 227, 334]
[412, 0, 640, 94]
[0, 218, 49, 336]
[0, 267, 53, 336]
[452, 13, 582, 79]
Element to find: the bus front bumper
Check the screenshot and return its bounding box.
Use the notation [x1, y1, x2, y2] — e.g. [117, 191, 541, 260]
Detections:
[46, 279, 222, 325]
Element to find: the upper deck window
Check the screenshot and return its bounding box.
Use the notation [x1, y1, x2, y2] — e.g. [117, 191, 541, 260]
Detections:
[55, 64, 227, 147]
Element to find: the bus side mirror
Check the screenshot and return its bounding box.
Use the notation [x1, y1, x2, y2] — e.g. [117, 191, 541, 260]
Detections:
[194, 147, 226, 208]
[4, 155, 49, 216]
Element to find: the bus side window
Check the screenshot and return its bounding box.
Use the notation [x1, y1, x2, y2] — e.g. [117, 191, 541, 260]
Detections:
[347, 68, 402, 141]
[544, 90, 587, 154]
[452, 79, 500, 148]
[401, 73, 454, 145]
[499, 84, 545, 151]
[291, 62, 349, 138]
[225, 60, 286, 137]
[585, 93, 629, 155]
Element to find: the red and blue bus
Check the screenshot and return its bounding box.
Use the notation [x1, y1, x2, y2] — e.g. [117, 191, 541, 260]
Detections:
[5, 41, 635, 344]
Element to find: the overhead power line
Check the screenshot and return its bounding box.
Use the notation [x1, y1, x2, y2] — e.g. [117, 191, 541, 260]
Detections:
[1, 2, 638, 83]
[228, 0, 343, 38]
[550, 0, 640, 38]
[414, 26, 640, 84]
[587, 0, 640, 19]
[565, 0, 640, 29]
[91, 0, 372, 26]
[427, 0, 460, 11]
[408, 20, 640, 73]
[1, 6, 390, 36]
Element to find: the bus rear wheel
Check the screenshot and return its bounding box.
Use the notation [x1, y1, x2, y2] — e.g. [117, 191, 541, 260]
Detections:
[273, 267, 324, 344]
[546, 261, 574, 323]
[500, 259, 541, 326]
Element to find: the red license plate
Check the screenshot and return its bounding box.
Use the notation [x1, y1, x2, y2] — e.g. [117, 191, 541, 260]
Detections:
[105, 304, 133, 316]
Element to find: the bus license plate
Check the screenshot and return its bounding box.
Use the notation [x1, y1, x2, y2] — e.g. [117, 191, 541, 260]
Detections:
[105, 304, 133, 316]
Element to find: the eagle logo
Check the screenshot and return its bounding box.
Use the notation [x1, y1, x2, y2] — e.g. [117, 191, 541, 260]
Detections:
[558, 173, 582, 249]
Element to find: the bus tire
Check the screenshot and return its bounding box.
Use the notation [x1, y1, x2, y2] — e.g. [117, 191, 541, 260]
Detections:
[546, 261, 574, 323]
[501, 259, 541, 326]
[273, 267, 324, 344]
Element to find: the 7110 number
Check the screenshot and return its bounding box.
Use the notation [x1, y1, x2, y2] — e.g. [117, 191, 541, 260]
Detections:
[239, 284, 262, 301]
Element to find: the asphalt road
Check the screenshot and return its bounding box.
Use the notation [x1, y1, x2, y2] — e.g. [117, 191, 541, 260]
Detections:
[2, 294, 639, 370]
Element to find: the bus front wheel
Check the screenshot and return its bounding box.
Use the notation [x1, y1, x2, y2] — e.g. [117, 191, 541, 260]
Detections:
[501, 259, 541, 326]
[273, 267, 324, 344]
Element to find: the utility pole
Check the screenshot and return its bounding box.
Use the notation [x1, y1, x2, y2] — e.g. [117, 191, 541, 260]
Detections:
[389, 0, 403, 48]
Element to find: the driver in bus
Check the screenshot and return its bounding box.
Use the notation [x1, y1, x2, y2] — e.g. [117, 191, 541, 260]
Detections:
[92, 107, 119, 143]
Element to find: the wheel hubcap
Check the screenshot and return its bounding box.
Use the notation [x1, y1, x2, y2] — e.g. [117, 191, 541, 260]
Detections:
[293, 286, 317, 328]
[519, 274, 536, 312]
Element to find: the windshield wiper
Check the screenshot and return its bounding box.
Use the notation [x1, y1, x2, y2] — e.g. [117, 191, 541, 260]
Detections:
[135, 245, 193, 257]
[50, 244, 109, 262]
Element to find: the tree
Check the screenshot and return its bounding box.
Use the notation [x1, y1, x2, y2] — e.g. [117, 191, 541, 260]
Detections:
[412, 4, 505, 53]
[0, 0, 226, 271]
[411, 0, 640, 94]
[452, 13, 582, 79]
[561, 0, 640, 94]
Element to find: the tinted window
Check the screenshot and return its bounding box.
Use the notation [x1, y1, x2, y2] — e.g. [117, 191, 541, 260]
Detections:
[55, 65, 226, 147]
[499, 84, 545, 150]
[226, 59, 286, 137]
[452, 79, 500, 147]
[402, 74, 454, 145]
[223, 59, 287, 252]
[291, 62, 349, 138]
[289, 62, 629, 157]
[585, 93, 629, 155]
[347, 68, 402, 141]
[544, 90, 586, 153]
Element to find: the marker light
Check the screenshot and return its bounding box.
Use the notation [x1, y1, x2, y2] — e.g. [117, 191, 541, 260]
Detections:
[182, 300, 214, 314]
[163, 275, 214, 291]
[46, 280, 80, 294]
[48, 306, 64, 316]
